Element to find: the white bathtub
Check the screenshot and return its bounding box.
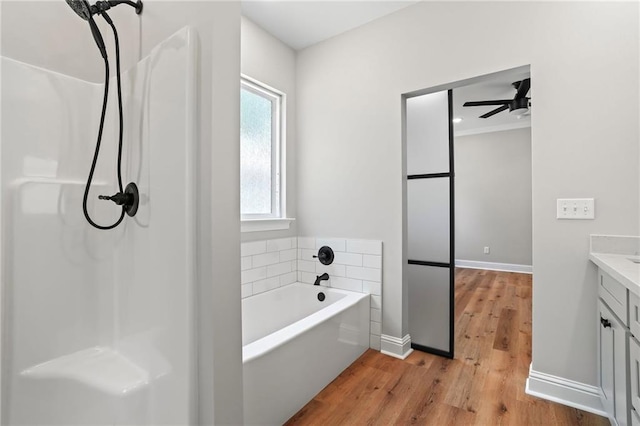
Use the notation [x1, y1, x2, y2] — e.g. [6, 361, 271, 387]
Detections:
[242, 282, 370, 425]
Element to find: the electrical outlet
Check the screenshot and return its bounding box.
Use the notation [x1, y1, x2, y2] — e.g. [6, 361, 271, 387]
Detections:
[557, 198, 595, 220]
[484, 246, 490, 254]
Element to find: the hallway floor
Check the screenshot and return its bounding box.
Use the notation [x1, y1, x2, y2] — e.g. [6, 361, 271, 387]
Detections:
[285, 268, 608, 425]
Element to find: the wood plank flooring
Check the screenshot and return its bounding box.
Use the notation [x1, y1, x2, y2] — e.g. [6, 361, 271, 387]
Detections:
[285, 268, 608, 425]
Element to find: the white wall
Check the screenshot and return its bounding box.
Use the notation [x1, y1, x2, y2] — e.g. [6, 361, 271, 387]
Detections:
[1, 1, 243, 423]
[296, 0, 639, 394]
[455, 127, 532, 266]
[241, 17, 297, 242]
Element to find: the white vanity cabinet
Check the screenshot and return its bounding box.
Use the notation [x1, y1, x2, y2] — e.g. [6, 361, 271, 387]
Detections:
[597, 269, 631, 426]
[629, 291, 640, 424]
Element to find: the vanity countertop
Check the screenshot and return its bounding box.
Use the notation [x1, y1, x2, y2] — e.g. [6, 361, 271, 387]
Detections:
[589, 234, 640, 296]
[589, 252, 640, 296]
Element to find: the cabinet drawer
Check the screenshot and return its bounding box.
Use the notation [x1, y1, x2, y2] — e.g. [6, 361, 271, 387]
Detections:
[630, 292, 640, 339]
[599, 269, 628, 326]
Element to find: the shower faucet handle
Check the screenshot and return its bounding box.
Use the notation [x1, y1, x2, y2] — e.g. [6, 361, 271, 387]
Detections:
[98, 182, 140, 217]
[99, 192, 131, 206]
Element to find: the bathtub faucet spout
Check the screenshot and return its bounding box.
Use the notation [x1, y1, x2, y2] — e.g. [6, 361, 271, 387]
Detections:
[314, 273, 329, 286]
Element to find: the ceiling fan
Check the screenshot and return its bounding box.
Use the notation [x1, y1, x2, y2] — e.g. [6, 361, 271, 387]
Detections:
[463, 78, 531, 118]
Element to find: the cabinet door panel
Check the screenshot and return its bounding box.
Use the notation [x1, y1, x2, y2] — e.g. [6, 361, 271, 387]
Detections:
[631, 336, 640, 416]
[599, 300, 615, 418]
[632, 407, 640, 426]
[599, 299, 630, 426]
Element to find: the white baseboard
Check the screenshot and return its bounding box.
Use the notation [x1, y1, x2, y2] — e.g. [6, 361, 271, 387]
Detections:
[525, 365, 606, 416]
[380, 334, 413, 360]
[455, 259, 532, 274]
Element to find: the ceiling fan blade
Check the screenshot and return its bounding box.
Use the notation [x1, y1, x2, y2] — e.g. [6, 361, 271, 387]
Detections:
[480, 104, 509, 118]
[515, 78, 531, 99]
[463, 100, 512, 107]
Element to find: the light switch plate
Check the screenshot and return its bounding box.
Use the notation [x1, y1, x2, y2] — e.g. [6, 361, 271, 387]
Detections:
[557, 198, 595, 220]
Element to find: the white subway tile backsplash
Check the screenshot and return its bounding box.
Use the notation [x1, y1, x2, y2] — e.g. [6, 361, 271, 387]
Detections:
[297, 237, 315, 249]
[298, 248, 316, 260]
[266, 238, 293, 252]
[363, 255, 382, 269]
[297, 260, 316, 273]
[371, 295, 382, 310]
[253, 277, 280, 294]
[299, 272, 317, 285]
[316, 238, 346, 252]
[346, 266, 381, 282]
[252, 252, 279, 268]
[371, 308, 382, 323]
[241, 283, 253, 299]
[241, 256, 252, 271]
[241, 240, 266, 257]
[333, 251, 363, 267]
[280, 271, 297, 286]
[279, 248, 297, 262]
[330, 277, 363, 292]
[243, 236, 383, 353]
[371, 321, 381, 336]
[347, 239, 382, 255]
[242, 267, 266, 284]
[316, 263, 346, 277]
[267, 261, 292, 278]
[363, 280, 381, 295]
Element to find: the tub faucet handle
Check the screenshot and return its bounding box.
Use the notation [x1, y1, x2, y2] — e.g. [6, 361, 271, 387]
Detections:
[313, 246, 335, 265]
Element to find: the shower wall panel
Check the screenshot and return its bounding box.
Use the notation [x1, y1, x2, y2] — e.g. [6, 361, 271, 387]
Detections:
[1, 27, 196, 425]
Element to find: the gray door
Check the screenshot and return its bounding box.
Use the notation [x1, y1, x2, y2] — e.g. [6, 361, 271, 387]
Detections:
[405, 89, 454, 358]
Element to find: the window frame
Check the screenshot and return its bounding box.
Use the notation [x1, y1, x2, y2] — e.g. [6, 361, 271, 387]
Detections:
[240, 75, 285, 222]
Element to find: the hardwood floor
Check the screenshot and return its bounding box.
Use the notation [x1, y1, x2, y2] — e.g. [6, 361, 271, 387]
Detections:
[285, 268, 608, 425]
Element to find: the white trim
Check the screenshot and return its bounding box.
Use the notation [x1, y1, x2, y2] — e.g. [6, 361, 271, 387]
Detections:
[241, 218, 295, 233]
[380, 334, 414, 360]
[455, 259, 532, 274]
[454, 121, 531, 138]
[525, 365, 606, 417]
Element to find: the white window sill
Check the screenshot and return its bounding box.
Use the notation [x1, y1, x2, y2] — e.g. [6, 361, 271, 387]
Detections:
[241, 218, 296, 233]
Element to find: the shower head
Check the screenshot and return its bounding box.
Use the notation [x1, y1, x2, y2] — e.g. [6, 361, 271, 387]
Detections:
[65, 0, 107, 59]
[65, 0, 92, 20]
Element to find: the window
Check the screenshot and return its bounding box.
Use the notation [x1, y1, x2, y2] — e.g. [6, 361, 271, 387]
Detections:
[240, 77, 285, 224]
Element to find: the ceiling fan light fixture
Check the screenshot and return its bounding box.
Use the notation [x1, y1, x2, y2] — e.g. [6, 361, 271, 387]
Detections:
[510, 106, 528, 116]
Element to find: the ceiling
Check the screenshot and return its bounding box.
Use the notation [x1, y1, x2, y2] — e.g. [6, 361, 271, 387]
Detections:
[241, 1, 419, 50]
[452, 70, 531, 136]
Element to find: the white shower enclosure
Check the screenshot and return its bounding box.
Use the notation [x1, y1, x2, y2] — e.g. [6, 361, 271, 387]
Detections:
[1, 27, 196, 424]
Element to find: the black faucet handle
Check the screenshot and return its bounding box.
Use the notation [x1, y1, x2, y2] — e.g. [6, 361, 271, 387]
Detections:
[98, 182, 140, 217]
[313, 246, 335, 265]
[98, 192, 131, 206]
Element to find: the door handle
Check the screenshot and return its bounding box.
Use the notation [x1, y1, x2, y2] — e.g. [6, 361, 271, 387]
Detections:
[600, 316, 612, 328]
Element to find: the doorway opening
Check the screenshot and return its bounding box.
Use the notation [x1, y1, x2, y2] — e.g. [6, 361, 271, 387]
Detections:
[403, 66, 532, 359]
